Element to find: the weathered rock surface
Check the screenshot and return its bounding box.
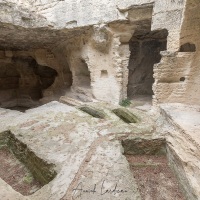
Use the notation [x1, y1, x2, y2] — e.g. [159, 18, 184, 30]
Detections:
[0, 0, 191, 105]
[0, 100, 199, 200]
[0, 101, 156, 200]
[0, 0, 200, 199]
[158, 103, 200, 200]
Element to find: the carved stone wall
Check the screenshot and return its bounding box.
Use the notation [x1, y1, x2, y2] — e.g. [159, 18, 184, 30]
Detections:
[153, 0, 200, 106]
[1, 0, 199, 106]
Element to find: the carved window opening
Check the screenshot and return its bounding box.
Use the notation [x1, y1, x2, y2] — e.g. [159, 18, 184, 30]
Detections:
[101, 70, 108, 78]
[179, 43, 196, 52]
[180, 77, 185, 82]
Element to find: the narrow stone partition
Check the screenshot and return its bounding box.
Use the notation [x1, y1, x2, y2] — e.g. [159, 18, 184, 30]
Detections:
[112, 108, 140, 123]
[78, 105, 106, 119]
[0, 131, 57, 196]
[122, 138, 186, 200]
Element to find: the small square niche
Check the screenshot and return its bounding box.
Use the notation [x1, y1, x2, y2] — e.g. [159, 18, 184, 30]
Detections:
[101, 70, 108, 78]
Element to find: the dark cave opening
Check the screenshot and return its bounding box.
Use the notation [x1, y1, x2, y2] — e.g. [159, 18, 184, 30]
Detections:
[127, 29, 168, 100]
[0, 56, 57, 110]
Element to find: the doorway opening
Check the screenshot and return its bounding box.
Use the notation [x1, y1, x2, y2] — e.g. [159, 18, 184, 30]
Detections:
[127, 29, 168, 105]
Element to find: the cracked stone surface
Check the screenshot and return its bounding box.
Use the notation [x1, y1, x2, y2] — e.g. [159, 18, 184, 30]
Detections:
[0, 101, 198, 200]
[0, 101, 157, 200]
[158, 103, 200, 200]
[0, 0, 200, 200]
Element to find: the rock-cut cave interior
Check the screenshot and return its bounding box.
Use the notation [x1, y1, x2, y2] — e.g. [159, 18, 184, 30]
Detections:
[0, 1, 200, 200]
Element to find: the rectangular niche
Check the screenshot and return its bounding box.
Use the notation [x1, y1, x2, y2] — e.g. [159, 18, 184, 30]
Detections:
[101, 70, 108, 78]
[0, 131, 57, 196]
[122, 138, 186, 200]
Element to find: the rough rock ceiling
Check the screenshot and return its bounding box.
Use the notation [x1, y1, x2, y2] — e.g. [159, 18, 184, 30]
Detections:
[0, 23, 92, 50]
[0, 3, 153, 50]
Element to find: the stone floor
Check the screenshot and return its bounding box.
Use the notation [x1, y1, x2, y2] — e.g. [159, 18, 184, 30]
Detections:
[0, 101, 198, 200]
[125, 154, 185, 200]
[160, 103, 200, 200]
[0, 101, 154, 200]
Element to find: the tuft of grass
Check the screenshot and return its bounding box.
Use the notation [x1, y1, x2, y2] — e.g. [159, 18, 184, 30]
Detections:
[23, 173, 34, 184]
[119, 99, 131, 107]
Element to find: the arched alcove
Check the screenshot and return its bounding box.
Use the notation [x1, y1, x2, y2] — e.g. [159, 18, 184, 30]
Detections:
[75, 59, 91, 88]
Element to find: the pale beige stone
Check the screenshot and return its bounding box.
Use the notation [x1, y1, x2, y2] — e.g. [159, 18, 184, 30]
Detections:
[0, 0, 200, 200]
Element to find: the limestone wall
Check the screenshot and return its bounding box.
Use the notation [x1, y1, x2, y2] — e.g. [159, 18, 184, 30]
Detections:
[153, 51, 194, 104]
[153, 0, 200, 106]
[152, 0, 186, 51]
[1, 0, 199, 106]
[179, 0, 200, 105]
[33, 0, 154, 28]
[63, 25, 130, 104]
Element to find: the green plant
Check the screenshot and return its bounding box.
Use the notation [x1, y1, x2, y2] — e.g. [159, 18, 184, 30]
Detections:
[23, 173, 34, 184]
[119, 99, 131, 107]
